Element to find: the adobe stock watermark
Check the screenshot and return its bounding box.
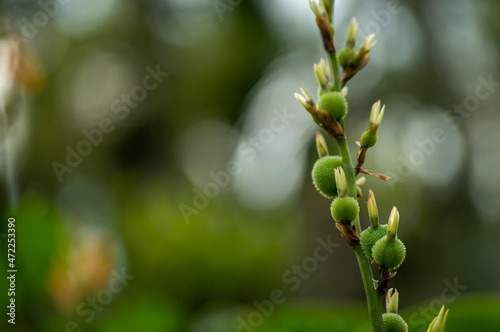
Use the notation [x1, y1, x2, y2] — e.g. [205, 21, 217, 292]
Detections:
[236, 235, 340, 332]
[51, 64, 169, 183]
[387, 74, 500, 191]
[408, 277, 467, 330]
[64, 268, 135, 332]
[9, 0, 69, 44]
[357, 0, 412, 41]
[213, 0, 243, 21]
[178, 107, 297, 224]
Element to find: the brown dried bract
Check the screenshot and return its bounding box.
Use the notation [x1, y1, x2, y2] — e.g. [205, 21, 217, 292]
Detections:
[315, 15, 335, 55]
[317, 109, 345, 140]
[335, 220, 360, 248]
[342, 55, 370, 84]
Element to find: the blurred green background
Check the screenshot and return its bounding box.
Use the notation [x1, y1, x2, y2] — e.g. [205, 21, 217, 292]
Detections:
[0, 0, 499, 331]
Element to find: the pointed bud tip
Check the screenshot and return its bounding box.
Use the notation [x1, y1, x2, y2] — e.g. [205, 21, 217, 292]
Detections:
[298, 87, 312, 101]
[341, 86, 348, 98]
[368, 189, 374, 200]
[427, 306, 449, 332]
[309, 0, 321, 16]
[386, 288, 399, 313]
[294, 92, 305, 102]
[367, 190, 379, 227]
[388, 206, 400, 239]
[334, 167, 347, 197]
[315, 131, 329, 157]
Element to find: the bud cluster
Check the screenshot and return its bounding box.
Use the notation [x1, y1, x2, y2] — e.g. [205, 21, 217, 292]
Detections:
[338, 18, 376, 84]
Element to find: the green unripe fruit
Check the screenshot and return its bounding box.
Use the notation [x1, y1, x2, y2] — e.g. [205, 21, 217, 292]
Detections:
[312, 156, 343, 198]
[317, 92, 348, 121]
[331, 196, 359, 223]
[372, 236, 406, 270]
[361, 130, 377, 148]
[382, 313, 408, 332]
[360, 224, 388, 261]
[338, 47, 356, 68]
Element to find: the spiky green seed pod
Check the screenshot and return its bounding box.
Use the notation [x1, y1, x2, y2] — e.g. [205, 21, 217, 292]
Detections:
[317, 92, 348, 121]
[331, 196, 359, 223]
[338, 47, 357, 68]
[360, 224, 388, 261]
[372, 236, 406, 269]
[360, 130, 377, 148]
[383, 313, 408, 332]
[312, 156, 343, 198]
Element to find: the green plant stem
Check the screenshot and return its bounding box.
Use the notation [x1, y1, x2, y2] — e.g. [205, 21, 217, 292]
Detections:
[328, 0, 335, 23]
[325, 0, 340, 91]
[328, 53, 341, 92]
[336, 137, 385, 332]
[323, 2, 383, 330]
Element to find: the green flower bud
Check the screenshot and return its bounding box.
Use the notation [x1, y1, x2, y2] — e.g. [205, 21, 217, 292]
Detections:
[295, 87, 319, 124]
[309, 0, 321, 16]
[358, 34, 376, 59]
[334, 166, 348, 197]
[366, 189, 379, 226]
[386, 288, 400, 314]
[383, 313, 408, 332]
[338, 47, 357, 68]
[315, 131, 329, 158]
[387, 206, 400, 241]
[360, 224, 388, 261]
[427, 306, 449, 332]
[318, 57, 330, 81]
[331, 196, 359, 223]
[314, 62, 329, 92]
[341, 86, 348, 98]
[360, 130, 377, 148]
[317, 92, 348, 121]
[369, 100, 385, 132]
[317, 86, 323, 99]
[372, 236, 406, 270]
[355, 176, 366, 187]
[312, 156, 343, 198]
[356, 185, 362, 198]
[346, 18, 359, 49]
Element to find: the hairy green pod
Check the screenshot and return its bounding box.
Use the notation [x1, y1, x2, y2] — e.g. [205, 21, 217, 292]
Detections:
[312, 156, 343, 198]
[330, 196, 359, 223]
[382, 313, 408, 332]
[338, 47, 357, 68]
[372, 236, 406, 270]
[317, 92, 348, 121]
[361, 130, 377, 148]
[360, 224, 388, 261]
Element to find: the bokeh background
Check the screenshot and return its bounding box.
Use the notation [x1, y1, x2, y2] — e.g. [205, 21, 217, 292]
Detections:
[0, 0, 500, 331]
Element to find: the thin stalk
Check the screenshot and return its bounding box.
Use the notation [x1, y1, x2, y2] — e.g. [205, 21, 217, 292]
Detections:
[328, 53, 341, 92]
[328, 0, 335, 24]
[336, 137, 384, 332]
[324, 0, 340, 92]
